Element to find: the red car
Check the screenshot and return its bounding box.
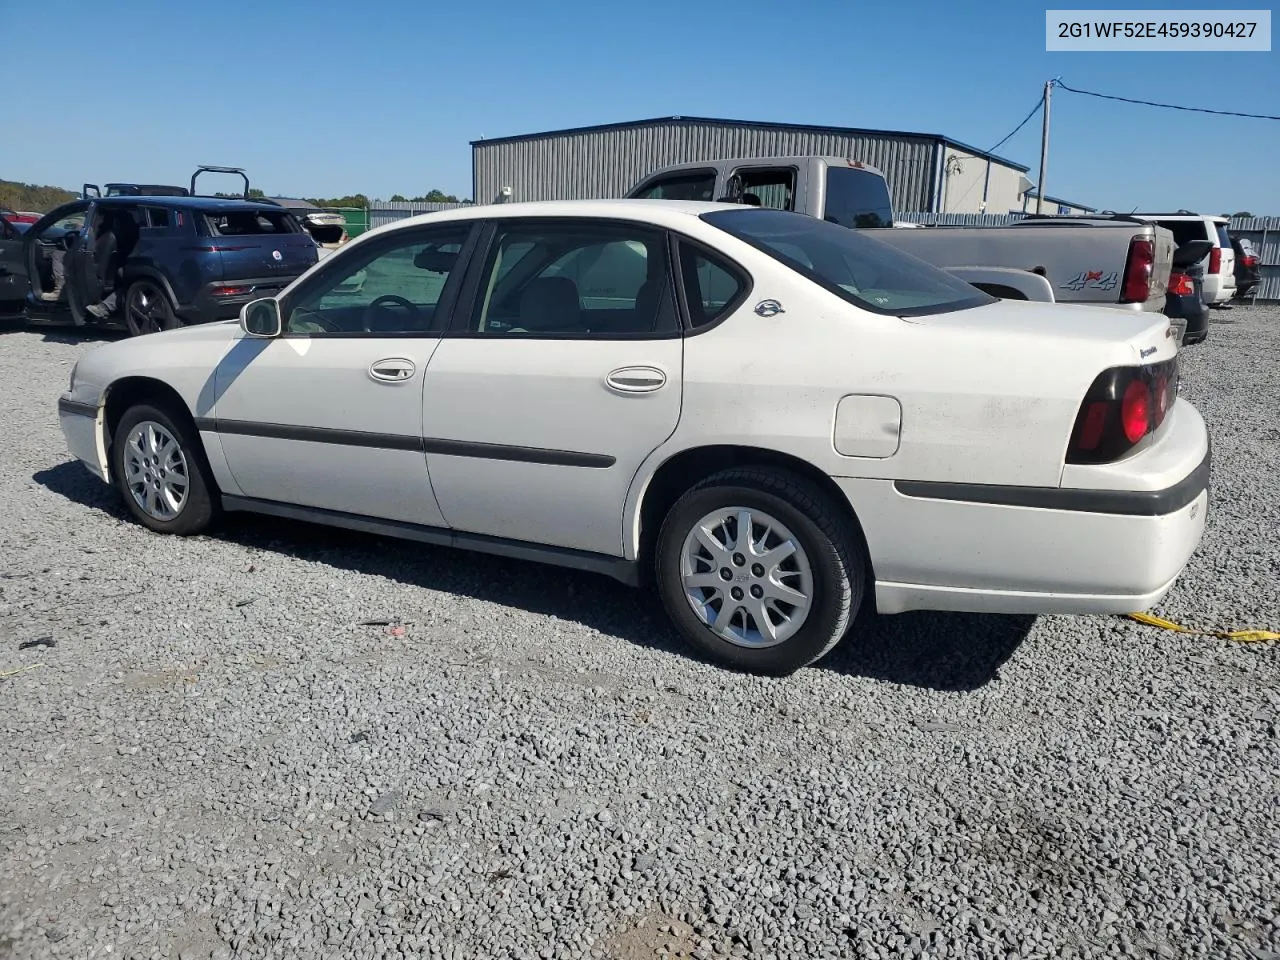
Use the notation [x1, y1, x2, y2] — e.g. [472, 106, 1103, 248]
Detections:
[0, 206, 41, 226]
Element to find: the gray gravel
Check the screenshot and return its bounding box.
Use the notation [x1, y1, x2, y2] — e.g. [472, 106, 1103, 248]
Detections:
[2, 305, 1278, 960]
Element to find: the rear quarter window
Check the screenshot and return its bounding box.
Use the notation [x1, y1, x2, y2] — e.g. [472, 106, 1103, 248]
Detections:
[205, 210, 299, 236]
[1215, 223, 1232, 248]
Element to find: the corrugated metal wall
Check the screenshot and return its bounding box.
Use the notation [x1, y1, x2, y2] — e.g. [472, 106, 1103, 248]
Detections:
[472, 119, 941, 212]
[368, 200, 472, 229]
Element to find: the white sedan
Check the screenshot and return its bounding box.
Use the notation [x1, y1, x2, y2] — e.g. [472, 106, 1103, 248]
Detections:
[57, 200, 1210, 674]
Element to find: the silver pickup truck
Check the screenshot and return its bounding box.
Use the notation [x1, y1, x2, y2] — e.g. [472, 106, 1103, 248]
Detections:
[626, 155, 1176, 317]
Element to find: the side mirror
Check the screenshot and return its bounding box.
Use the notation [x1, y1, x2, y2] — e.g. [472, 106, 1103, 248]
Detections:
[240, 297, 282, 337]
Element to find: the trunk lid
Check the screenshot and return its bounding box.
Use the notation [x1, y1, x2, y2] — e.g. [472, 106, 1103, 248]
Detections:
[917, 298, 1181, 366]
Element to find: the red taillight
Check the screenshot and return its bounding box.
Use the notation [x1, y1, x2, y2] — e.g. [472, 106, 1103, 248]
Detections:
[1121, 379, 1150, 442]
[1067, 358, 1179, 464]
[1243, 255, 1258, 267]
[1168, 272, 1195, 296]
[1076, 401, 1109, 451]
[212, 284, 251, 297]
[1208, 247, 1222, 274]
[1121, 237, 1154, 303]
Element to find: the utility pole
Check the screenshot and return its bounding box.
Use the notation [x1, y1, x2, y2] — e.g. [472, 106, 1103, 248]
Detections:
[1037, 79, 1052, 214]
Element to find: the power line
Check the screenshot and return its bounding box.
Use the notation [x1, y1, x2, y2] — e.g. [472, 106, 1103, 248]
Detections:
[1055, 80, 1280, 121]
[988, 93, 1046, 153]
[946, 93, 1045, 210]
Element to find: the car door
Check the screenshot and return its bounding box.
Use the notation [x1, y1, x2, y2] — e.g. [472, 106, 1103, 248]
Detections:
[20, 200, 91, 320]
[421, 217, 684, 557]
[208, 221, 479, 526]
[0, 216, 28, 307]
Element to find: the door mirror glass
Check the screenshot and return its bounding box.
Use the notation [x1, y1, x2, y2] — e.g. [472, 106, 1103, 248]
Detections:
[241, 297, 282, 337]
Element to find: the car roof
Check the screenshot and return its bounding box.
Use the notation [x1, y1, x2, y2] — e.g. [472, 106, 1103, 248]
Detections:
[380, 198, 763, 232]
[1134, 212, 1226, 222]
[95, 195, 287, 213]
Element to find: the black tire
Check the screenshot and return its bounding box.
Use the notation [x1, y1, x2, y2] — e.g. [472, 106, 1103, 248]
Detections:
[654, 467, 865, 675]
[124, 279, 181, 337]
[111, 403, 217, 535]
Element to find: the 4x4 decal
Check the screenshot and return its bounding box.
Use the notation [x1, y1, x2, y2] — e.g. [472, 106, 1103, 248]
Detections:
[1061, 270, 1119, 292]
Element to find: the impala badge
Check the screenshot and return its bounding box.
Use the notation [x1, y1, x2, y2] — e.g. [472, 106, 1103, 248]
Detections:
[1139, 346, 1157, 359]
[754, 299, 785, 317]
[271, 250, 283, 261]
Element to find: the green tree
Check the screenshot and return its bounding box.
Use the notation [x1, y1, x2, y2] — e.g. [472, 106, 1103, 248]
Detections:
[0, 179, 78, 213]
[410, 189, 460, 203]
[389, 193, 407, 202]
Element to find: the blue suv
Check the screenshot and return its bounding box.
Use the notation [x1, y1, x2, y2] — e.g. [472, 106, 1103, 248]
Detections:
[1, 193, 318, 336]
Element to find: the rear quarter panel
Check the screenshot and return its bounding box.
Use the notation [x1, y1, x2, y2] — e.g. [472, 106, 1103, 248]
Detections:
[629, 227, 1149, 493]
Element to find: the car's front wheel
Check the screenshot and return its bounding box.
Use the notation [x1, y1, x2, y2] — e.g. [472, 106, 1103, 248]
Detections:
[111, 403, 216, 535]
[655, 467, 865, 675]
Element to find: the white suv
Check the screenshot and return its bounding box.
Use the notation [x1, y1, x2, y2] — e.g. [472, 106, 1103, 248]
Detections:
[1136, 213, 1236, 304]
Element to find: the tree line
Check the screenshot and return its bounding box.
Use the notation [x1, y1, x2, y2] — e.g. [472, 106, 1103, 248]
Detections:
[0, 179, 78, 213]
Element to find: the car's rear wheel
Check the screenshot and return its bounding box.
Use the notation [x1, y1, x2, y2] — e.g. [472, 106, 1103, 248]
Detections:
[111, 403, 216, 535]
[655, 467, 864, 675]
[124, 280, 180, 337]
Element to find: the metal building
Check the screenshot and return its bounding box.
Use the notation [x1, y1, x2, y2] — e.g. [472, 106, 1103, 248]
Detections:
[471, 116, 1034, 215]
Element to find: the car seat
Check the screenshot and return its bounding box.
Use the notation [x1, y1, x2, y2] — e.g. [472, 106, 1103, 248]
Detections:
[508, 276, 582, 333]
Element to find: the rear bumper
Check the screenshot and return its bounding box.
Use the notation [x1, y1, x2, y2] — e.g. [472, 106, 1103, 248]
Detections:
[837, 404, 1210, 616]
[181, 276, 302, 324]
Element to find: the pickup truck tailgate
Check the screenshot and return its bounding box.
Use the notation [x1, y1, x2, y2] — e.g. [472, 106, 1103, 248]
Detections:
[870, 222, 1175, 312]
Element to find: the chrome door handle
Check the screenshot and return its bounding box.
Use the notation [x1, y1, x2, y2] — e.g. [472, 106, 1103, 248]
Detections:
[369, 358, 416, 382]
[605, 365, 667, 394]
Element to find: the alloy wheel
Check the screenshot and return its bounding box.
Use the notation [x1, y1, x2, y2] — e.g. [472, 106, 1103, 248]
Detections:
[122, 420, 190, 521]
[679, 507, 814, 648]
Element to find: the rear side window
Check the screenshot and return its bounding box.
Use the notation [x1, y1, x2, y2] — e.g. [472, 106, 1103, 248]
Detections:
[141, 207, 171, 229]
[824, 167, 894, 228]
[677, 242, 747, 328]
[1215, 223, 1231, 247]
[205, 210, 298, 236]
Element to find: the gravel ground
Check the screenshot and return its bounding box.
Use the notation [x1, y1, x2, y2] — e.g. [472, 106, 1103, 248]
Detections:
[1, 305, 1278, 960]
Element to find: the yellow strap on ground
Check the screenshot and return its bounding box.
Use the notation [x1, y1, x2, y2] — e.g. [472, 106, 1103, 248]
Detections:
[1126, 612, 1280, 643]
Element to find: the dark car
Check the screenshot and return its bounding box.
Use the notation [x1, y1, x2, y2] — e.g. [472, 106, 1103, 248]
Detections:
[3, 195, 318, 336]
[1232, 237, 1260, 300]
[1164, 239, 1213, 345]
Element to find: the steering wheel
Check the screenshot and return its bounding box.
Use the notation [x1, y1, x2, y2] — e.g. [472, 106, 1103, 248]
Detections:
[362, 294, 419, 332]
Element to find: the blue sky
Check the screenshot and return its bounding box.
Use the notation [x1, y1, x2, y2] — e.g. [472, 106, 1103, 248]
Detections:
[4, 0, 1277, 213]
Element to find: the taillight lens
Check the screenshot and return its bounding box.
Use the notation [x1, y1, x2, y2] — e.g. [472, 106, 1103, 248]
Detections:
[1121, 237, 1154, 303]
[1208, 247, 1222, 273]
[1243, 255, 1258, 267]
[1067, 358, 1179, 464]
[1121, 379, 1150, 442]
[1168, 272, 1195, 296]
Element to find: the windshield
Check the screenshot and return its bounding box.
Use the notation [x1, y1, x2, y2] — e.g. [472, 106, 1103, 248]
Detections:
[701, 209, 995, 316]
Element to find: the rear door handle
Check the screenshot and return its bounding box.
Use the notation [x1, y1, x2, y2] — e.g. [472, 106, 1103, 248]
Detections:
[605, 365, 667, 394]
[369, 357, 416, 382]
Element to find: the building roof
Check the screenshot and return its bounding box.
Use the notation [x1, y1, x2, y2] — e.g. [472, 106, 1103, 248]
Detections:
[1023, 191, 1096, 212]
[470, 115, 1031, 173]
